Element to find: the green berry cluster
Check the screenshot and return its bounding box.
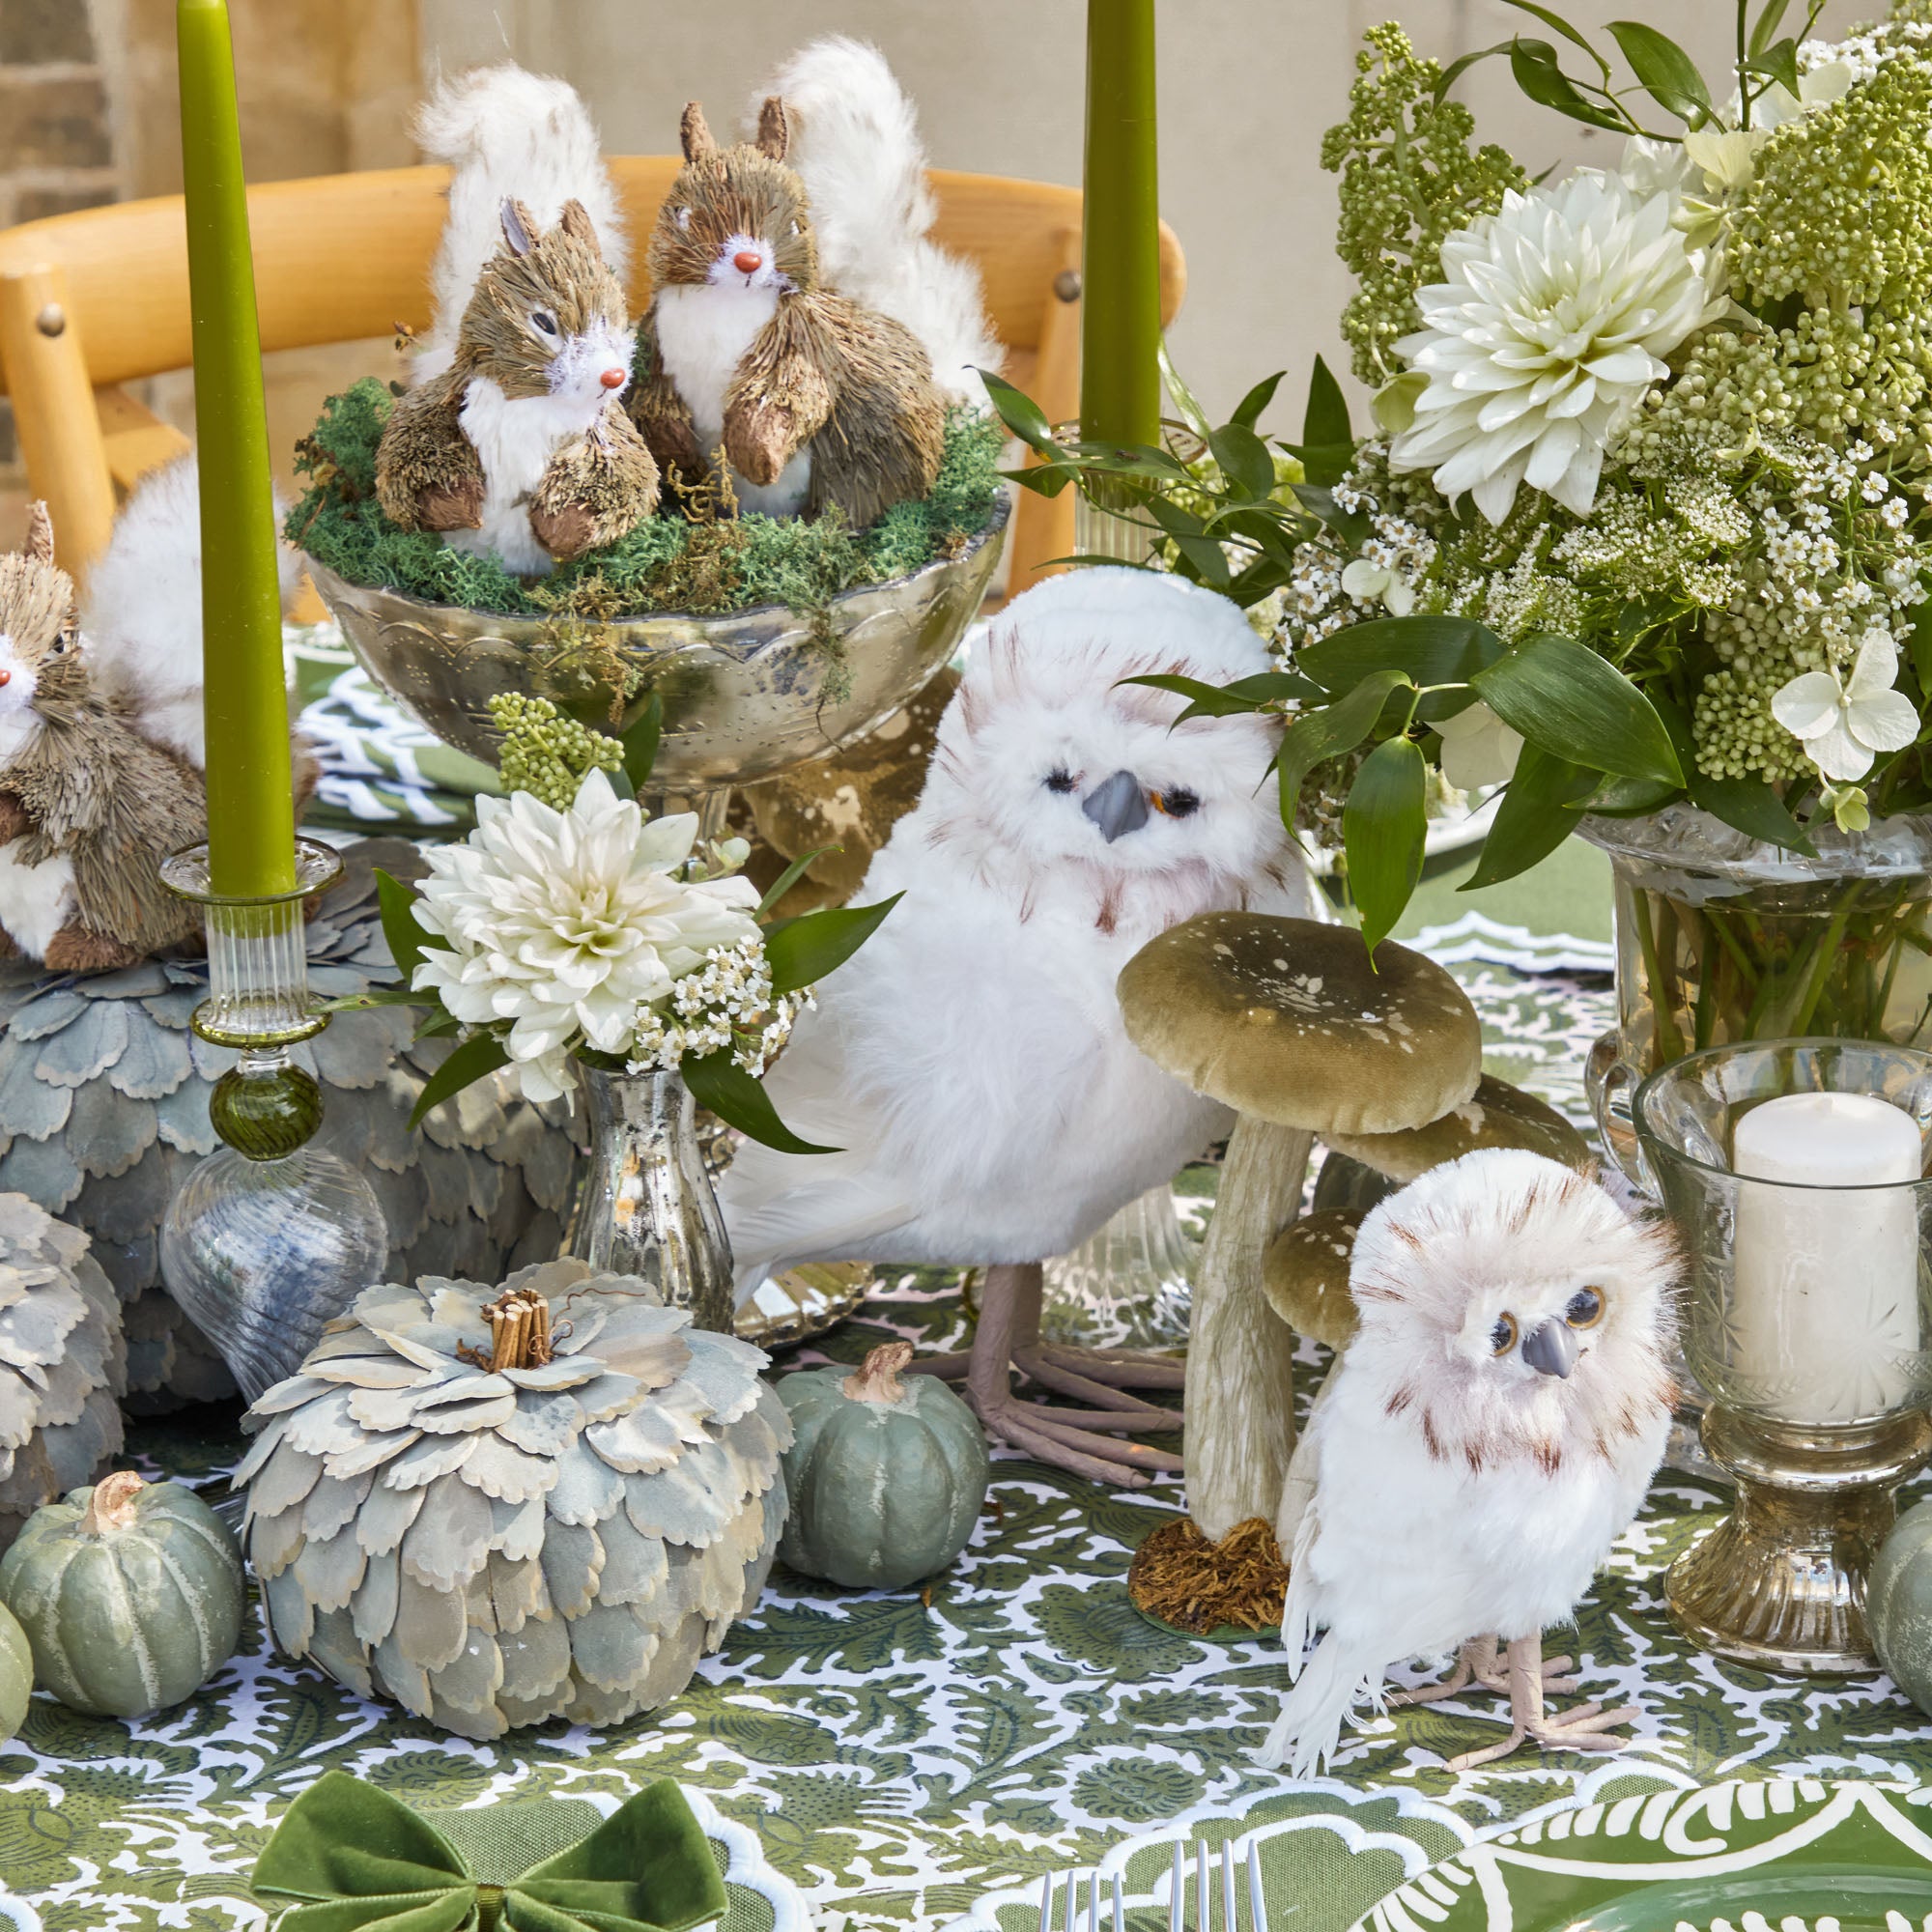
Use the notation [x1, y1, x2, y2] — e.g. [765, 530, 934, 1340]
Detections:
[488, 692, 623, 812]
[1321, 23, 1525, 386]
[1732, 50, 1932, 311]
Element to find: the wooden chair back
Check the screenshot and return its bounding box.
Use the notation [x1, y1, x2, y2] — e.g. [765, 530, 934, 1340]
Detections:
[0, 160, 1185, 592]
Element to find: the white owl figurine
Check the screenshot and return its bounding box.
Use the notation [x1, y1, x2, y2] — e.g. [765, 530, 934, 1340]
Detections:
[1261, 1148, 1679, 1775]
[718, 565, 1320, 1483]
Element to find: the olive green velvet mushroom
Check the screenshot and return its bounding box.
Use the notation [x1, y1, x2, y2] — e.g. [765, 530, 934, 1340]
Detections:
[1326, 1073, 1591, 1183]
[1262, 1207, 1364, 1351]
[1118, 913, 1481, 1536]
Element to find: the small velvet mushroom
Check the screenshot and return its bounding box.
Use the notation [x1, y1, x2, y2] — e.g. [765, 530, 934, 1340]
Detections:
[1262, 1207, 1364, 1351]
[1326, 1073, 1590, 1183]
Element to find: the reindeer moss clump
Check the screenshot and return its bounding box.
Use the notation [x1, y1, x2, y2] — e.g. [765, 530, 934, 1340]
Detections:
[287, 379, 1003, 619]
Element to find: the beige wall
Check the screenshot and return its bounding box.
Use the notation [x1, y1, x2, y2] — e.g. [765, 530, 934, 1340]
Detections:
[419, 0, 1867, 429]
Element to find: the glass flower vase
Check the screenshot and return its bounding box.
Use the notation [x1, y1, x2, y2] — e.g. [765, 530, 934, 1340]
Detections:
[1583, 805, 1932, 1179]
[156, 841, 389, 1402]
[565, 1061, 735, 1334]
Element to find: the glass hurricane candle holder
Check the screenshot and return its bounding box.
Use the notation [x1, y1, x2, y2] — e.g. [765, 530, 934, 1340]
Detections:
[1636, 1037, 1932, 1673]
[157, 840, 387, 1401]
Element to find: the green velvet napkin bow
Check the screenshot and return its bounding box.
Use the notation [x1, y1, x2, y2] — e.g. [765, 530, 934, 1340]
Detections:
[252, 1772, 731, 1932]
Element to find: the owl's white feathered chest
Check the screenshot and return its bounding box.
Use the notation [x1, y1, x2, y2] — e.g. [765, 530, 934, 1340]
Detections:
[653, 284, 812, 516]
[1297, 1352, 1668, 1656]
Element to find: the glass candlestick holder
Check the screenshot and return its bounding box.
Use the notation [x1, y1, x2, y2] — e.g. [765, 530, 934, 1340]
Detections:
[1636, 1037, 1932, 1673]
[157, 840, 387, 1402]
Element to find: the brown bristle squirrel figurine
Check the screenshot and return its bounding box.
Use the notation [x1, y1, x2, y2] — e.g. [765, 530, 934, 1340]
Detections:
[633, 98, 948, 527]
[0, 505, 208, 972]
[376, 197, 660, 577]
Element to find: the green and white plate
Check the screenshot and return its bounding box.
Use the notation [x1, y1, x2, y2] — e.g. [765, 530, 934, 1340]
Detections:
[1355, 1779, 1932, 1932]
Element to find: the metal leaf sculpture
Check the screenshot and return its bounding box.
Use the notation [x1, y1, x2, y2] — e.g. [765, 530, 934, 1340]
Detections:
[0, 1192, 126, 1547]
[0, 840, 580, 1408]
[236, 1258, 790, 1738]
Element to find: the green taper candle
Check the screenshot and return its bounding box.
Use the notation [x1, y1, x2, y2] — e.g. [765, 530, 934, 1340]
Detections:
[178, 0, 296, 897]
[1080, 0, 1162, 450]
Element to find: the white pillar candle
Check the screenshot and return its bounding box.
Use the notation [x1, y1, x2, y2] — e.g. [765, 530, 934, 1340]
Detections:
[1731, 1092, 1923, 1426]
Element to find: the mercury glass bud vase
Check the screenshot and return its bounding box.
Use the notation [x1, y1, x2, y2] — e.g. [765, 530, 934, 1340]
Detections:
[566, 1061, 735, 1333]
[157, 840, 388, 1401]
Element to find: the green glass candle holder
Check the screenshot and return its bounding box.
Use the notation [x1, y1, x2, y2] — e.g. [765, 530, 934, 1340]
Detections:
[156, 838, 387, 1401]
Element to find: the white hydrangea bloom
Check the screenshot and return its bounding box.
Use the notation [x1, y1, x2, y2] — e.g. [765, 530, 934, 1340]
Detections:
[1389, 172, 1719, 525]
[1771, 629, 1921, 783]
[1435, 701, 1524, 792]
[411, 770, 762, 1102]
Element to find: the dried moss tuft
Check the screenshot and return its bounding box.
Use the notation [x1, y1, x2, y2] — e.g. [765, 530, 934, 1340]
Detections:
[287, 378, 1004, 618]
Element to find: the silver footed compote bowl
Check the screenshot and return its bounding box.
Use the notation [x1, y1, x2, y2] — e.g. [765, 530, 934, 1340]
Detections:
[304, 496, 1008, 842]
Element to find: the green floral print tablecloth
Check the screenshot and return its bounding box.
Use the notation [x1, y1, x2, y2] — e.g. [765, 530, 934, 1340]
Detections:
[7, 906, 1932, 1932]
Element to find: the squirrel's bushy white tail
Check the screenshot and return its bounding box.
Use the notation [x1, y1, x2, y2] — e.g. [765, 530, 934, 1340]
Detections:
[412, 64, 627, 384]
[81, 454, 299, 771]
[749, 38, 1003, 408]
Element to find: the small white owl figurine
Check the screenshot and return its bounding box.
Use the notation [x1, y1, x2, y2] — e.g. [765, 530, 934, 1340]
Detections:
[1261, 1148, 1679, 1776]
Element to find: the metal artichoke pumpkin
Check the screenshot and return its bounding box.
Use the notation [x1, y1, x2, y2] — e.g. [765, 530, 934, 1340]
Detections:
[236, 1258, 791, 1739]
[0, 1192, 126, 1548]
[0, 838, 579, 1408]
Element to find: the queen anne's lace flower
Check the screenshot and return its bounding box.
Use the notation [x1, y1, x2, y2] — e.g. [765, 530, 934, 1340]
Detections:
[411, 771, 762, 1102]
[1772, 629, 1921, 782]
[1388, 172, 1719, 524]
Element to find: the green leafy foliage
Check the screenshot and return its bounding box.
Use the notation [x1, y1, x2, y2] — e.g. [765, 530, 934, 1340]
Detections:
[1344, 737, 1429, 953]
[682, 1046, 837, 1155]
[765, 895, 904, 1000]
[407, 1033, 511, 1130]
[1471, 636, 1683, 785]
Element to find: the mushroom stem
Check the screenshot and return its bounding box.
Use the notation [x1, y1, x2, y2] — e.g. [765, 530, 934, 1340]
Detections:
[1184, 1118, 1312, 1539]
[82, 1469, 145, 1534]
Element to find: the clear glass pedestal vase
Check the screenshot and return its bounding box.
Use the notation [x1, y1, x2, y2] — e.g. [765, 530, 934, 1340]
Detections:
[156, 841, 389, 1402]
[1041, 1183, 1196, 1351]
[565, 1062, 735, 1334]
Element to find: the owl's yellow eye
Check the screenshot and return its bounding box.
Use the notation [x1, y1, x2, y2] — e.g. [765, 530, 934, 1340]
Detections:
[1490, 1314, 1518, 1356]
[1566, 1287, 1605, 1329]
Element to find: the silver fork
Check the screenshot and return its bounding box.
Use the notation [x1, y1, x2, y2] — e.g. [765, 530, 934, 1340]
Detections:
[1036, 1867, 1122, 1932]
[1166, 1839, 1266, 1932]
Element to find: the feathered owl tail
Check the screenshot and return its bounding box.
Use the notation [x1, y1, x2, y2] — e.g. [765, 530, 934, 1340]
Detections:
[412, 64, 626, 384]
[1255, 1634, 1381, 1777]
[749, 37, 1003, 407]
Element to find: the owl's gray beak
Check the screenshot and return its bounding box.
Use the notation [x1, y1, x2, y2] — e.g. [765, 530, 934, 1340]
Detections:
[1082, 769, 1150, 842]
[1521, 1319, 1577, 1378]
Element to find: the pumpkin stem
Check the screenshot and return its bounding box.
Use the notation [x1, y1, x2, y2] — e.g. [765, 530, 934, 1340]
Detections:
[463, 1290, 555, 1373]
[843, 1341, 915, 1404]
[81, 1469, 145, 1534]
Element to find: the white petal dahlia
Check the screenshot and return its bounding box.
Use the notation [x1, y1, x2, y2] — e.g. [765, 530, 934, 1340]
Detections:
[1389, 172, 1719, 525]
[411, 770, 762, 1101]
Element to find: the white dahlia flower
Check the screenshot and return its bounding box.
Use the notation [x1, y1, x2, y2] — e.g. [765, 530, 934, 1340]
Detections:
[412, 769, 762, 1101]
[1389, 172, 1719, 525]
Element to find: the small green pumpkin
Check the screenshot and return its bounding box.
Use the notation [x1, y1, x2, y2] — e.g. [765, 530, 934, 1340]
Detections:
[0, 1599, 30, 1743]
[1872, 1498, 1932, 1712]
[0, 1470, 244, 1719]
[777, 1343, 990, 1589]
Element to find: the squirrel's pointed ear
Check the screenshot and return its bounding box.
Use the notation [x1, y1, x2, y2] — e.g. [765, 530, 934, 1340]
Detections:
[558, 198, 599, 251]
[500, 197, 539, 258]
[25, 502, 53, 566]
[754, 96, 789, 162]
[680, 101, 716, 163]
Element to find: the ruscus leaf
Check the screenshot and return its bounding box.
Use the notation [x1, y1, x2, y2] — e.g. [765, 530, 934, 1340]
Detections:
[1344, 737, 1429, 955]
[1471, 635, 1683, 785]
[681, 1047, 837, 1155]
[763, 894, 902, 998]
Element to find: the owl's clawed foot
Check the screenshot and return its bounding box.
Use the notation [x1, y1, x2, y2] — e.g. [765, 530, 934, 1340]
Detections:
[1437, 1634, 1636, 1772]
[911, 1261, 1185, 1487]
[1392, 1634, 1578, 1707]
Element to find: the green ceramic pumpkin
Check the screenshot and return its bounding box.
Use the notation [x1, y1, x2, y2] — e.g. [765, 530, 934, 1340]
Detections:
[0, 1470, 244, 1719]
[777, 1343, 990, 1589]
[1872, 1498, 1932, 1712]
[0, 1599, 30, 1743]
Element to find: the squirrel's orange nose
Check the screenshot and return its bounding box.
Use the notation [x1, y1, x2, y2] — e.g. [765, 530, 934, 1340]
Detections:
[733, 249, 763, 274]
[600, 368, 626, 389]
